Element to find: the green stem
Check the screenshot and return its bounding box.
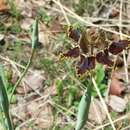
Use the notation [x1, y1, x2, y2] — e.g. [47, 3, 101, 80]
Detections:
[9, 18, 38, 102]
[9, 49, 35, 102]
[5, 110, 14, 130]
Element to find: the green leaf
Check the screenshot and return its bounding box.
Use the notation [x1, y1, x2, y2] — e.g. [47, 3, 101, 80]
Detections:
[99, 84, 107, 96]
[75, 84, 92, 130]
[0, 65, 9, 109]
[0, 65, 14, 130]
[8, 94, 17, 104]
[56, 79, 64, 97]
[68, 86, 77, 106]
[92, 83, 107, 97]
[37, 8, 51, 25]
[32, 19, 39, 49]
[95, 64, 105, 85]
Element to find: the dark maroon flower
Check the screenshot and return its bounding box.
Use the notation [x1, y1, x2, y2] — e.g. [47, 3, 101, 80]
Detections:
[62, 47, 80, 58]
[77, 56, 95, 75]
[109, 40, 129, 55]
[68, 27, 80, 42]
[96, 51, 113, 66]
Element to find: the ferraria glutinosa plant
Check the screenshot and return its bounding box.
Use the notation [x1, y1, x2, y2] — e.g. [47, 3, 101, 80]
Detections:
[61, 26, 130, 130]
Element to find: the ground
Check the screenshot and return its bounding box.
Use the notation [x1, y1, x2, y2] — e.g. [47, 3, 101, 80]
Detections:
[0, 0, 130, 130]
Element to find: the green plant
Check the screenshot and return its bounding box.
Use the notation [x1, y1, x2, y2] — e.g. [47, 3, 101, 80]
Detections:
[10, 18, 38, 102]
[56, 79, 64, 97]
[7, 0, 21, 19]
[60, 24, 130, 129]
[60, 25, 116, 129]
[37, 8, 51, 25]
[92, 63, 107, 97]
[0, 65, 14, 130]
[7, 20, 22, 34]
[68, 85, 77, 106]
[0, 18, 38, 130]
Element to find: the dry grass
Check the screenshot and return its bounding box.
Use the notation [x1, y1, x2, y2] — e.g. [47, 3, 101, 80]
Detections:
[1, 0, 130, 130]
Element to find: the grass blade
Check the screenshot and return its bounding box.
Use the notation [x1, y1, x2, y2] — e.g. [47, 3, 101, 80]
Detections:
[32, 18, 38, 49]
[0, 65, 14, 130]
[75, 81, 92, 130]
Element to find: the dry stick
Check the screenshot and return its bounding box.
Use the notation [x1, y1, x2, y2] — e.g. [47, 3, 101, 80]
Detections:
[95, 113, 130, 130]
[47, 5, 130, 28]
[52, 0, 130, 39]
[58, 0, 70, 26]
[46, 4, 130, 24]
[50, 100, 95, 129]
[46, 3, 130, 24]
[0, 55, 33, 73]
[9, 58, 43, 97]
[82, 24, 130, 27]
[91, 97, 104, 130]
[0, 55, 42, 97]
[122, 125, 130, 130]
[15, 119, 35, 130]
[83, 17, 130, 24]
[92, 77, 116, 130]
[119, 0, 129, 83]
[11, 94, 49, 116]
